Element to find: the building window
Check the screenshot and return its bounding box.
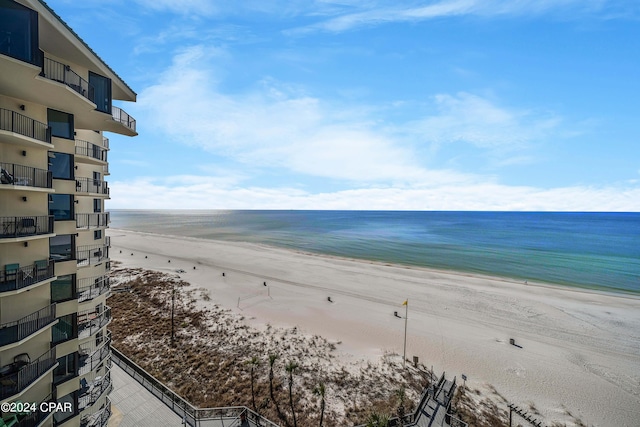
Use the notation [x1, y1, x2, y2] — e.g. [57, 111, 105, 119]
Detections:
[47, 109, 74, 139]
[50, 234, 74, 261]
[0, 0, 40, 66]
[93, 198, 101, 213]
[89, 72, 112, 114]
[51, 274, 76, 302]
[52, 313, 77, 344]
[53, 391, 78, 424]
[54, 352, 78, 385]
[49, 194, 74, 220]
[94, 230, 102, 240]
[48, 152, 74, 179]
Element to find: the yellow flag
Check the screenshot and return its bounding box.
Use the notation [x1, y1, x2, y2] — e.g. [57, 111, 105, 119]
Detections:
[402, 300, 408, 306]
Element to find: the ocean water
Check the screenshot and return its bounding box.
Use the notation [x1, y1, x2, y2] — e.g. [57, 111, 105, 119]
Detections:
[109, 210, 640, 295]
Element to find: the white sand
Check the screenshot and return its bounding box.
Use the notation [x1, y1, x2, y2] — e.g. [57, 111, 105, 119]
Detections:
[107, 229, 640, 427]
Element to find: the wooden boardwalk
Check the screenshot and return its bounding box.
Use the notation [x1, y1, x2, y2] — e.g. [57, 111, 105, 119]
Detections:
[109, 349, 463, 427]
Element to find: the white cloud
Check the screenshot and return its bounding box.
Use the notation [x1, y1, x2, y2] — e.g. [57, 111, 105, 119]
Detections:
[412, 92, 561, 149]
[134, 45, 479, 185]
[108, 178, 640, 211]
[288, 0, 635, 34]
[125, 45, 638, 211]
[132, 0, 217, 15]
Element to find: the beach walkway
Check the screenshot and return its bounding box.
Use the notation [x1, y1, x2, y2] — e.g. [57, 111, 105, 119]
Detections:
[109, 364, 184, 427]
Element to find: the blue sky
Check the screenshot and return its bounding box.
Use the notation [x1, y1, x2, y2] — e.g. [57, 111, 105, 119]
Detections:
[49, 0, 640, 210]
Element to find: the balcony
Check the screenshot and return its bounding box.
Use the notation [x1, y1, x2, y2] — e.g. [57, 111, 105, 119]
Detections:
[108, 106, 137, 136]
[77, 242, 109, 268]
[75, 140, 107, 164]
[78, 306, 111, 339]
[4, 393, 55, 427]
[78, 371, 112, 412]
[0, 108, 51, 147]
[0, 304, 57, 347]
[0, 348, 57, 400]
[75, 178, 109, 196]
[78, 275, 110, 303]
[0, 216, 54, 240]
[41, 57, 95, 104]
[80, 397, 111, 427]
[76, 213, 110, 230]
[0, 162, 53, 190]
[79, 332, 111, 375]
[0, 260, 55, 294]
[102, 136, 109, 150]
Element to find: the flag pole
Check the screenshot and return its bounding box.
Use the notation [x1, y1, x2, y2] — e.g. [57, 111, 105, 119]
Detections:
[403, 299, 408, 367]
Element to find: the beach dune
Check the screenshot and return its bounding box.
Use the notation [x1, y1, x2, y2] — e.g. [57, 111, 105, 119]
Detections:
[108, 229, 640, 427]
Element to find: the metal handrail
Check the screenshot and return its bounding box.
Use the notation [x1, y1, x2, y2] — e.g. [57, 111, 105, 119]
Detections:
[77, 243, 110, 267]
[77, 306, 111, 339]
[80, 397, 111, 427]
[42, 57, 95, 103]
[76, 177, 109, 195]
[111, 347, 280, 427]
[76, 212, 110, 229]
[0, 162, 52, 188]
[78, 275, 110, 302]
[0, 215, 54, 239]
[111, 106, 136, 132]
[75, 139, 107, 162]
[79, 332, 111, 375]
[0, 348, 57, 400]
[0, 108, 51, 143]
[0, 304, 57, 346]
[79, 371, 112, 411]
[13, 392, 54, 427]
[0, 260, 55, 293]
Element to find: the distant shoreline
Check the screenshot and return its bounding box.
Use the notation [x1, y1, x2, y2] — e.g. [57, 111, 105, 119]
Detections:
[109, 226, 640, 298]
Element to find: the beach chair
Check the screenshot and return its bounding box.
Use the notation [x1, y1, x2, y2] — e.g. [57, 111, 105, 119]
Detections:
[3, 264, 19, 285]
[0, 414, 18, 427]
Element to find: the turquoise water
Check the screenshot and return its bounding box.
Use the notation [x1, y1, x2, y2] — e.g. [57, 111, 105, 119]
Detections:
[109, 210, 640, 295]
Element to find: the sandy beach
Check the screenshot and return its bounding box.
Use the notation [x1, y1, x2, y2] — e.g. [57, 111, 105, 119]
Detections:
[107, 228, 640, 427]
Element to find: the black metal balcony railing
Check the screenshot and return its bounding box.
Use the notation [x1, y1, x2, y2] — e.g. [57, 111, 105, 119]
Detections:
[80, 398, 111, 427]
[12, 393, 55, 427]
[102, 136, 109, 149]
[78, 371, 112, 411]
[75, 177, 109, 195]
[0, 260, 55, 293]
[0, 348, 57, 400]
[78, 306, 111, 339]
[76, 212, 110, 230]
[0, 215, 54, 239]
[0, 108, 51, 143]
[0, 162, 53, 189]
[42, 57, 95, 103]
[75, 140, 107, 162]
[77, 243, 109, 268]
[78, 275, 110, 303]
[111, 106, 136, 132]
[0, 304, 57, 347]
[79, 332, 111, 375]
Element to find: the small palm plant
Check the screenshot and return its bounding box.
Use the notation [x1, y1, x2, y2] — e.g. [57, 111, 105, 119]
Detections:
[395, 385, 406, 426]
[269, 354, 287, 424]
[313, 381, 326, 427]
[286, 361, 300, 427]
[366, 412, 390, 427]
[245, 356, 260, 413]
